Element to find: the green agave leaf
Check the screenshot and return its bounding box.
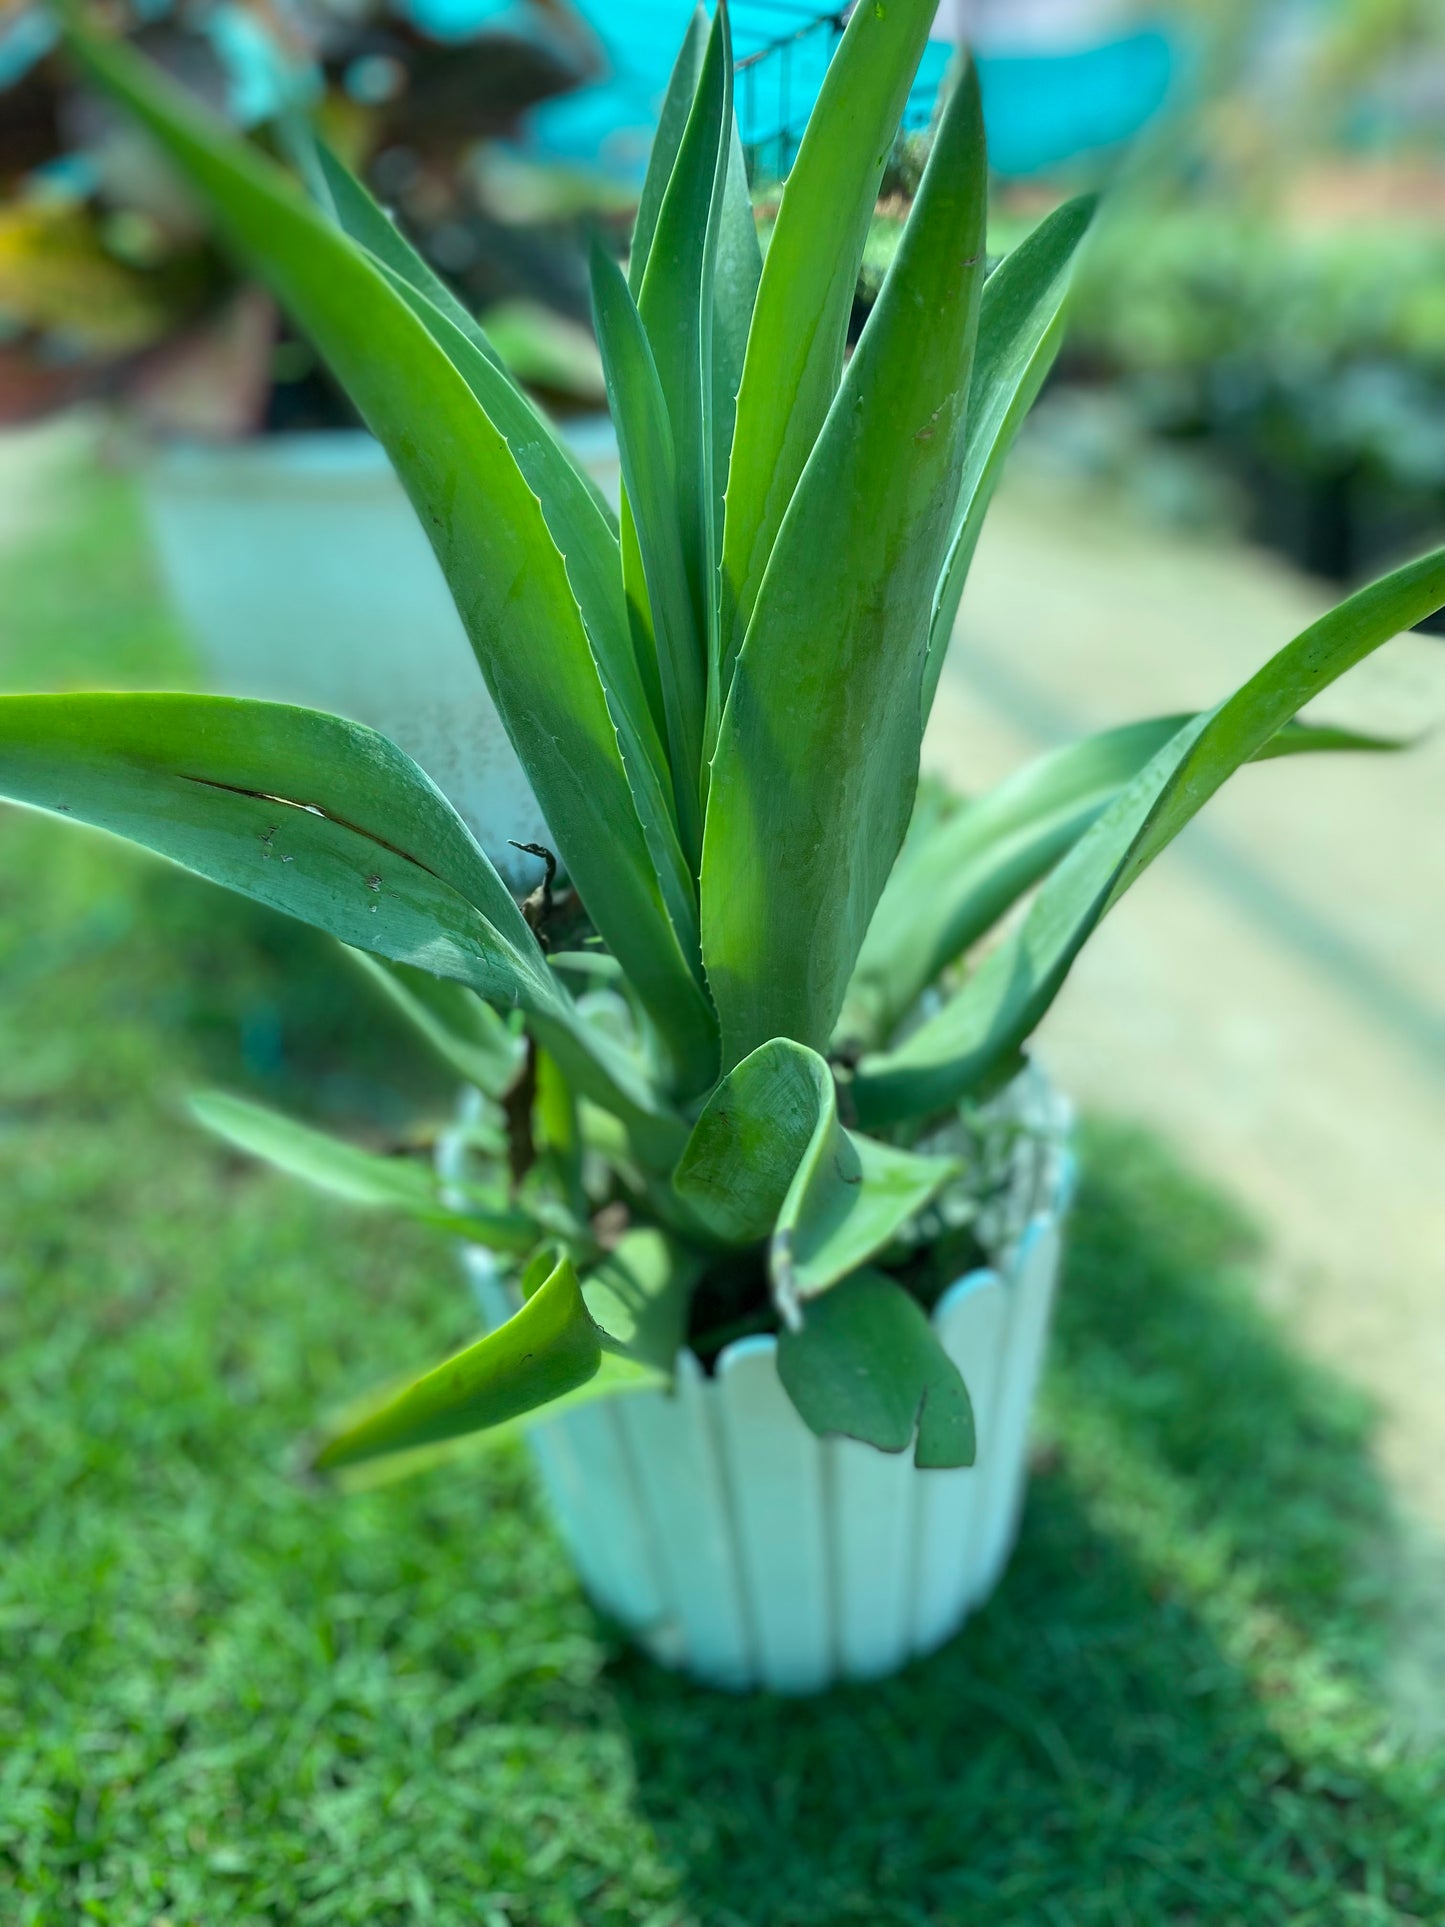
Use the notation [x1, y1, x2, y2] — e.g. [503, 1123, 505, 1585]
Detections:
[843, 710, 1400, 1047]
[314, 140, 618, 534]
[618, 8, 707, 757]
[347, 951, 526, 1099]
[923, 193, 1097, 717]
[673, 1040, 957, 1313]
[620, 500, 669, 748]
[591, 239, 706, 862]
[702, 114, 763, 767]
[0, 691, 549, 997]
[703, 62, 988, 1067]
[635, 2, 731, 720]
[777, 1269, 975, 1468]
[328, 1352, 668, 1493]
[707, 117, 762, 578]
[718, 0, 938, 682]
[372, 256, 706, 988]
[312, 148, 675, 922]
[628, 5, 707, 298]
[191, 1089, 539, 1249]
[854, 546, 1445, 1126]
[312, 1251, 602, 1471]
[0, 691, 684, 1167]
[316, 140, 501, 366]
[326, 179, 708, 1029]
[66, 19, 716, 1095]
[844, 715, 1187, 1045]
[771, 1082, 961, 1318]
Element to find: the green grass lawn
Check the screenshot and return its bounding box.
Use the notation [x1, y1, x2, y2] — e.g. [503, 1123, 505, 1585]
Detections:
[2, 450, 1443, 1925]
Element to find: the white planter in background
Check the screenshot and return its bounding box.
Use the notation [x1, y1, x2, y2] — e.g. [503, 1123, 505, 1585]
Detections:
[442, 1077, 1074, 1695]
[141, 426, 616, 881]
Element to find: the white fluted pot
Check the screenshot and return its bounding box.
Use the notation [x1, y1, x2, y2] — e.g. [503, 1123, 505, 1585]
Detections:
[447, 1082, 1074, 1695]
[141, 428, 617, 883]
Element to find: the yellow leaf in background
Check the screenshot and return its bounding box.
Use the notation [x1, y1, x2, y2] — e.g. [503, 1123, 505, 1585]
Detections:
[0, 199, 204, 355]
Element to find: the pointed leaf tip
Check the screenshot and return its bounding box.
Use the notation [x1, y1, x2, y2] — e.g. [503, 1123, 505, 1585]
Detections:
[312, 1252, 601, 1472]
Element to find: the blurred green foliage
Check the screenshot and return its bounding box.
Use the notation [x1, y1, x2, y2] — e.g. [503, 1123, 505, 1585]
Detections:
[1065, 209, 1445, 492]
[981, 198, 1445, 586]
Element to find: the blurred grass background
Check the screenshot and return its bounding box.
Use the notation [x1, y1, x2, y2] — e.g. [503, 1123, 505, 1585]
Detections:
[3, 445, 1444, 1924]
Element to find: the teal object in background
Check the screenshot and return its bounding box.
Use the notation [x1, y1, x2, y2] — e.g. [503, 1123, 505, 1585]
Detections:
[979, 29, 1175, 176]
[515, 3, 1176, 182]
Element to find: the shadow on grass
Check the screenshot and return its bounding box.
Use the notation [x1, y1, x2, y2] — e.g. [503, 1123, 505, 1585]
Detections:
[603, 1126, 1438, 1926]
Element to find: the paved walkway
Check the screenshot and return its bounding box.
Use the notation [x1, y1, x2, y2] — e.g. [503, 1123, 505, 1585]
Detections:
[926, 473, 1445, 1527]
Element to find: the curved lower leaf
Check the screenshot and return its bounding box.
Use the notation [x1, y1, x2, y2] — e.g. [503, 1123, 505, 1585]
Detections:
[312, 1252, 601, 1471]
[777, 1270, 975, 1468]
[673, 1037, 834, 1245]
[673, 1040, 957, 1315]
[328, 1353, 669, 1493]
[191, 1090, 540, 1249]
[771, 1109, 960, 1318]
[854, 547, 1445, 1126]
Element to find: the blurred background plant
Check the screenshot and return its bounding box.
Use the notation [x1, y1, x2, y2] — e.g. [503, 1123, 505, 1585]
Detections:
[837, 1, 1445, 597]
[1055, 209, 1445, 593]
[0, 0, 611, 432]
[1032, 0, 1445, 600]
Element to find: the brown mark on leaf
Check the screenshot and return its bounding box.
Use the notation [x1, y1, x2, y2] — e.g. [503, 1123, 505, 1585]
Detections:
[914, 404, 943, 445]
[182, 776, 450, 883]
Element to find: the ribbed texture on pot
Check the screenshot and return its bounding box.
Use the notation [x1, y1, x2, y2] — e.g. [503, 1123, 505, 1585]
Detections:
[453, 1097, 1074, 1695]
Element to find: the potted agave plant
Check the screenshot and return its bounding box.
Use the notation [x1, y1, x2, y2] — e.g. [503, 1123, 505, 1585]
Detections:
[5, 0, 1442, 1694]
